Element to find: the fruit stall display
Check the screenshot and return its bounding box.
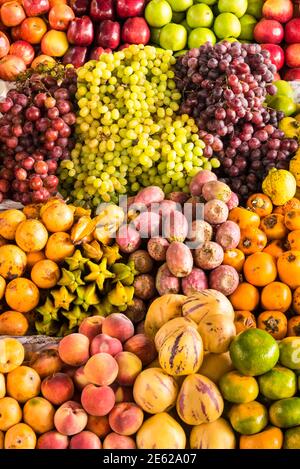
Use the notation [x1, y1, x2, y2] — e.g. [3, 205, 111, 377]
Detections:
[0, 0, 300, 452]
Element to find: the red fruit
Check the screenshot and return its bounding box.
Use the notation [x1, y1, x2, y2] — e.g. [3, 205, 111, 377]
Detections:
[34, 161, 48, 175]
[262, 0, 293, 24]
[284, 68, 300, 81]
[44, 175, 58, 189]
[253, 19, 284, 44]
[0, 179, 9, 192]
[285, 18, 300, 44]
[23, 0, 50, 16]
[121, 18, 150, 45]
[9, 40, 35, 65]
[30, 175, 43, 190]
[116, 0, 145, 18]
[286, 44, 300, 69]
[90, 0, 114, 21]
[22, 157, 35, 170]
[63, 46, 88, 68]
[96, 20, 120, 49]
[260, 44, 284, 71]
[67, 16, 94, 47]
[89, 46, 111, 60]
[0, 31, 10, 59]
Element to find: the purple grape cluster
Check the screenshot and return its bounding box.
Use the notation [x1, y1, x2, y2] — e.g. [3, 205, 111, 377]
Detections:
[0, 65, 77, 205]
[175, 42, 298, 198]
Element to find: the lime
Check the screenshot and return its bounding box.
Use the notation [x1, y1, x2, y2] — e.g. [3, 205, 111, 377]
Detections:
[188, 28, 216, 48]
[279, 337, 300, 370]
[218, 0, 247, 18]
[239, 14, 257, 41]
[229, 329, 279, 376]
[214, 13, 241, 39]
[219, 371, 259, 403]
[258, 366, 297, 400]
[229, 401, 268, 435]
[186, 4, 214, 28]
[159, 23, 187, 51]
[284, 427, 300, 449]
[270, 398, 300, 428]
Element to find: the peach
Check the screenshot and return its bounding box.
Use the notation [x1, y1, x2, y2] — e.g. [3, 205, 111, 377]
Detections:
[0, 338, 24, 373]
[58, 333, 89, 366]
[0, 397, 22, 431]
[29, 348, 63, 378]
[79, 315, 104, 341]
[109, 403, 144, 436]
[90, 334, 123, 357]
[115, 352, 142, 386]
[41, 373, 74, 405]
[84, 353, 118, 386]
[0, 373, 5, 398]
[124, 334, 157, 366]
[81, 384, 115, 416]
[102, 313, 134, 343]
[37, 431, 69, 449]
[23, 397, 55, 434]
[69, 431, 101, 449]
[103, 432, 136, 449]
[86, 415, 110, 438]
[73, 366, 91, 391]
[54, 401, 88, 436]
[114, 386, 133, 403]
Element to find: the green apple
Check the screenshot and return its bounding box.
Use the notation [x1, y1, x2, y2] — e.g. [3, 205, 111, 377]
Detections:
[160, 23, 187, 50]
[218, 0, 247, 18]
[195, 0, 216, 4]
[166, 0, 193, 12]
[150, 27, 162, 44]
[181, 19, 192, 34]
[269, 95, 297, 117]
[222, 37, 239, 43]
[145, 0, 172, 27]
[246, 0, 263, 19]
[186, 4, 214, 28]
[273, 80, 294, 99]
[172, 10, 185, 22]
[188, 27, 216, 48]
[214, 13, 241, 38]
[239, 14, 257, 41]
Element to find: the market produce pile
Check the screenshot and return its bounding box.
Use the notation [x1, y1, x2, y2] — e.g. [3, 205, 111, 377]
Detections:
[1, 0, 300, 453]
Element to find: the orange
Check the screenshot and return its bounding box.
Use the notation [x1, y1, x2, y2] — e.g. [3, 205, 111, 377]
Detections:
[4, 423, 36, 449]
[277, 250, 300, 289]
[26, 250, 46, 269]
[261, 281, 292, 312]
[0, 338, 24, 373]
[243, 252, 277, 287]
[5, 277, 39, 313]
[0, 311, 29, 336]
[223, 249, 245, 272]
[31, 259, 60, 289]
[15, 219, 48, 253]
[229, 283, 259, 311]
[240, 426, 283, 449]
[23, 397, 55, 434]
[7, 366, 41, 403]
[0, 397, 22, 431]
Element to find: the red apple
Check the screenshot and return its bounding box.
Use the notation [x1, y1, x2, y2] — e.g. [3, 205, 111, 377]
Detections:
[49, 4, 75, 31]
[284, 68, 300, 81]
[68, 0, 89, 16]
[260, 44, 284, 71]
[116, 0, 145, 18]
[121, 18, 150, 45]
[63, 46, 87, 68]
[90, 46, 111, 60]
[262, 0, 293, 24]
[253, 19, 284, 44]
[67, 16, 94, 46]
[0, 1, 26, 27]
[96, 20, 120, 50]
[285, 18, 300, 44]
[0, 54, 26, 81]
[90, 0, 115, 21]
[0, 31, 10, 59]
[23, 0, 50, 16]
[286, 43, 300, 69]
[10, 40, 35, 65]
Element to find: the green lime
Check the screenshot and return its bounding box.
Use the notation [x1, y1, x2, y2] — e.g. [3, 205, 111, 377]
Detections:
[188, 27, 216, 48]
[279, 337, 300, 370]
[270, 398, 300, 428]
[284, 427, 300, 449]
[219, 371, 259, 403]
[229, 401, 268, 435]
[214, 13, 241, 39]
[229, 329, 279, 376]
[258, 366, 297, 400]
[218, 0, 247, 18]
[239, 14, 257, 40]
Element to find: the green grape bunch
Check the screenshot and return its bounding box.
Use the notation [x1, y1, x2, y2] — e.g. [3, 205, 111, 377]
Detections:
[59, 45, 218, 207]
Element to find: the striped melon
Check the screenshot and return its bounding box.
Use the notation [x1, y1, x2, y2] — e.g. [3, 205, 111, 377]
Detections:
[155, 316, 197, 351]
[182, 289, 234, 324]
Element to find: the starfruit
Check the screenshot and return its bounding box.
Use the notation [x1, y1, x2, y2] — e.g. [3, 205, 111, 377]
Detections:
[71, 216, 97, 245]
[112, 261, 138, 286]
[84, 258, 115, 291]
[65, 250, 89, 271]
[58, 268, 85, 292]
[83, 240, 103, 262]
[51, 286, 76, 310]
[107, 281, 129, 307]
[94, 204, 125, 245]
[62, 305, 89, 330]
[103, 244, 122, 266]
[74, 283, 100, 311]
[35, 319, 60, 336]
[35, 297, 60, 322]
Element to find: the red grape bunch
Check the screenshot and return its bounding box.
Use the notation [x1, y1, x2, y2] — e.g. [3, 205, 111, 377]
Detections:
[0, 65, 77, 205]
[175, 42, 298, 199]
